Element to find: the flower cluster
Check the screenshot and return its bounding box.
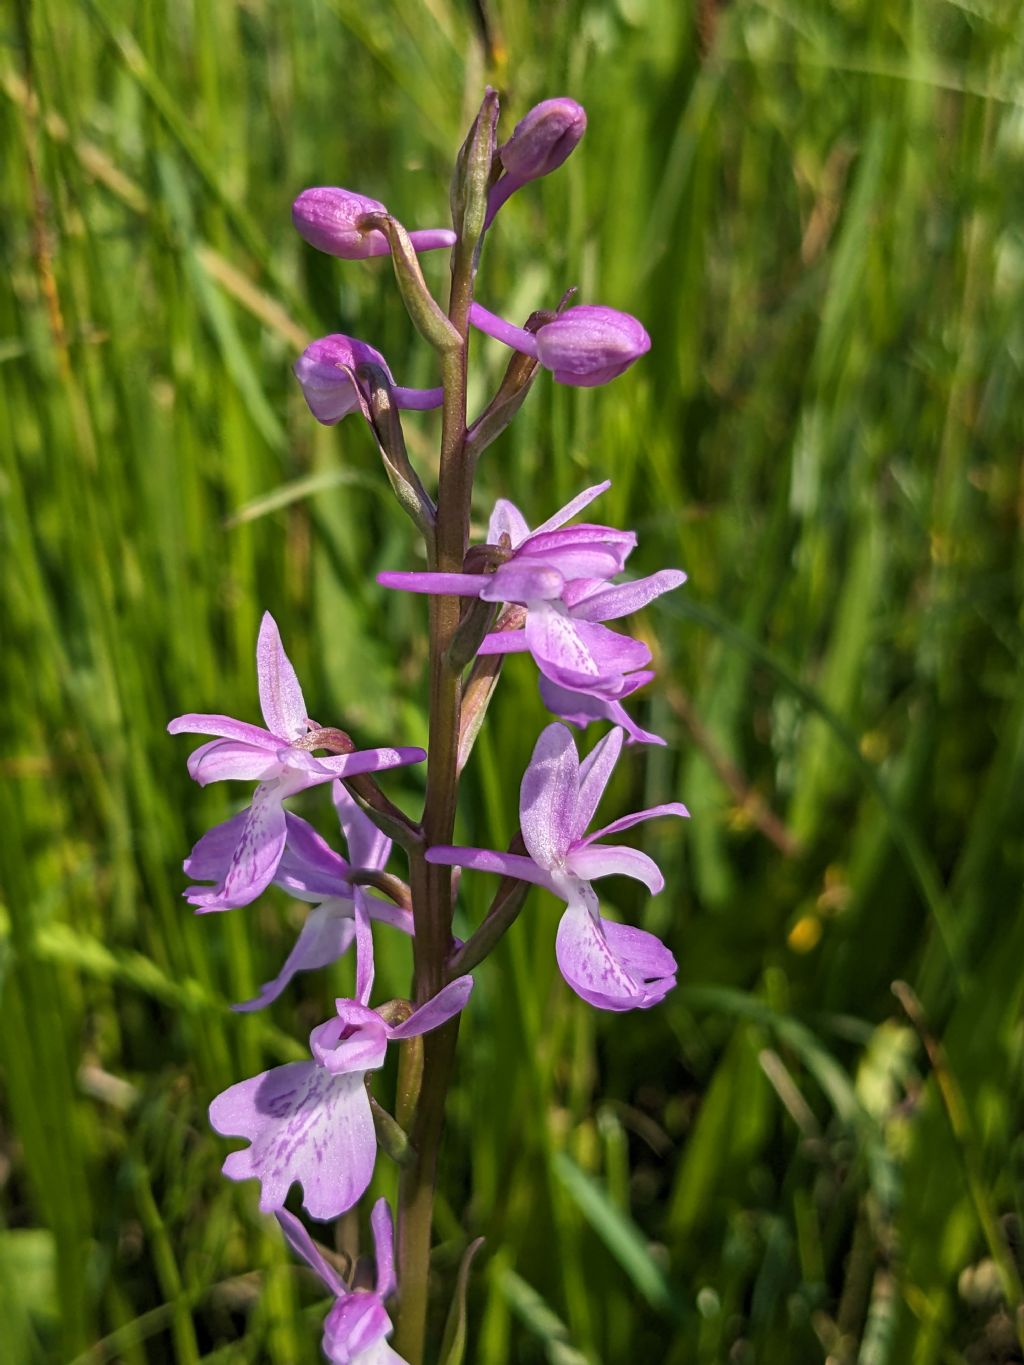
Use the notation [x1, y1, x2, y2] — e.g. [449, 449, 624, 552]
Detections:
[169, 90, 688, 1363]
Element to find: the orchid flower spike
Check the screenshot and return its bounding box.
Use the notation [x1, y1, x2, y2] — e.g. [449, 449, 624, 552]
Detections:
[210, 924, 474, 1221]
[294, 334, 443, 426]
[276, 1199, 407, 1364]
[168, 612, 424, 911]
[185, 782, 412, 1011]
[428, 724, 688, 1011]
[293, 186, 455, 260]
[378, 482, 684, 709]
[469, 302, 651, 387]
[486, 98, 587, 226]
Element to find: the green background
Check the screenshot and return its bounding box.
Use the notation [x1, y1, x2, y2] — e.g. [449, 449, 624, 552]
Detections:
[3, 0, 1024, 1360]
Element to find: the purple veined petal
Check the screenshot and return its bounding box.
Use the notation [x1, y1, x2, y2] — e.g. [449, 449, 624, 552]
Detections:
[275, 1208, 347, 1297]
[527, 481, 611, 537]
[312, 1004, 389, 1076]
[233, 902, 358, 1012]
[387, 976, 474, 1041]
[186, 784, 288, 910]
[487, 497, 531, 547]
[334, 781, 391, 873]
[583, 801, 690, 843]
[314, 746, 427, 779]
[538, 674, 666, 746]
[186, 738, 285, 786]
[566, 843, 665, 894]
[377, 571, 490, 596]
[323, 1296, 396, 1363]
[527, 609, 652, 695]
[353, 889, 375, 1007]
[480, 561, 564, 604]
[371, 1198, 396, 1299]
[184, 810, 249, 882]
[519, 723, 580, 868]
[167, 713, 279, 748]
[476, 631, 530, 656]
[210, 1061, 375, 1220]
[553, 880, 653, 1011]
[257, 612, 309, 741]
[567, 569, 687, 623]
[425, 845, 556, 890]
[574, 727, 625, 835]
[602, 918, 677, 984]
[276, 813, 352, 900]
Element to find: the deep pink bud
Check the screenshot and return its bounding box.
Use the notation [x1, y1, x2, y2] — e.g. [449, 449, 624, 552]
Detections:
[499, 98, 587, 182]
[292, 188, 392, 258]
[293, 335, 391, 424]
[292, 187, 457, 260]
[534, 306, 651, 387]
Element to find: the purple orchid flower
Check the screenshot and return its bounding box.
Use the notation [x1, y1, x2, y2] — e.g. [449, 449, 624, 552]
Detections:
[294, 334, 443, 426]
[209, 892, 473, 1221]
[538, 670, 666, 747]
[378, 482, 684, 702]
[168, 613, 425, 912]
[185, 781, 412, 1011]
[427, 724, 687, 1011]
[293, 186, 455, 260]
[469, 302, 650, 387]
[276, 1200, 407, 1364]
[485, 98, 587, 226]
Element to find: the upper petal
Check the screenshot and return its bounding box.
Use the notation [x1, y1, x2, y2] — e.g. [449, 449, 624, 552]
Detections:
[574, 727, 625, 835]
[584, 802, 690, 843]
[323, 1295, 395, 1363]
[567, 569, 687, 623]
[312, 1002, 389, 1075]
[186, 738, 284, 786]
[519, 723, 580, 867]
[210, 1062, 375, 1220]
[257, 613, 309, 741]
[566, 842, 664, 894]
[527, 481, 611, 536]
[168, 714, 279, 748]
[486, 497, 531, 547]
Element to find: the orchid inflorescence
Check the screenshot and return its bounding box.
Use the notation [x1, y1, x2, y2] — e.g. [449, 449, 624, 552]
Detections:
[169, 91, 687, 1365]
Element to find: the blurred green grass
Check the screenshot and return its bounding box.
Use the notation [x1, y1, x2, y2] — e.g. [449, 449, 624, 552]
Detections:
[3, 0, 1024, 1360]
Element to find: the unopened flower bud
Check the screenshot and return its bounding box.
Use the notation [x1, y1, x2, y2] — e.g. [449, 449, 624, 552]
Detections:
[293, 335, 391, 424]
[534, 305, 650, 387]
[294, 336, 444, 426]
[500, 98, 586, 182]
[292, 187, 456, 259]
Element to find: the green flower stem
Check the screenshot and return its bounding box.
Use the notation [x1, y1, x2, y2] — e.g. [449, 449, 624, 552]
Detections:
[394, 96, 495, 1365]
